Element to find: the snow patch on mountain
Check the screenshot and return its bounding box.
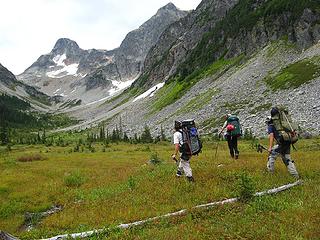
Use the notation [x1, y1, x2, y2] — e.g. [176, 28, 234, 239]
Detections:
[53, 54, 67, 66]
[133, 82, 165, 102]
[108, 79, 136, 96]
[46, 63, 79, 78]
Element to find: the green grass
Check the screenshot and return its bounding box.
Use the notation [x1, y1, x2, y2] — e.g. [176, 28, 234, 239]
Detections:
[151, 80, 186, 113]
[266, 38, 298, 58]
[265, 56, 320, 90]
[151, 56, 244, 113]
[64, 170, 86, 187]
[0, 139, 319, 239]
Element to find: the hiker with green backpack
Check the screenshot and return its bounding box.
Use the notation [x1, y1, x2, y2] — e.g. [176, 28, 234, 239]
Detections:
[218, 114, 242, 159]
[266, 107, 299, 179]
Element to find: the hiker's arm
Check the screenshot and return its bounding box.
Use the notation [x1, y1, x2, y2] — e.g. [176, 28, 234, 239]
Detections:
[172, 143, 180, 159]
[268, 133, 274, 153]
[219, 121, 227, 136]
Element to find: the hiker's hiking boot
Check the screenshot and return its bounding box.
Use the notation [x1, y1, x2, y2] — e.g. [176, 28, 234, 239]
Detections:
[187, 176, 194, 182]
[235, 154, 239, 159]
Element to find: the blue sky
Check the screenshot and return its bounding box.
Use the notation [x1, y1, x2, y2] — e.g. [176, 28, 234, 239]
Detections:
[0, 0, 202, 75]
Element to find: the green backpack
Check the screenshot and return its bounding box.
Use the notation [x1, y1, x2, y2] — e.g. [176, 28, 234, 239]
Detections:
[227, 115, 242, 137]
[271, 107, 299, 144]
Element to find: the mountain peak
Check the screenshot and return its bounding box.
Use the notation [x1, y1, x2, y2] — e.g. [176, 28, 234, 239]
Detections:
[158, 2, 178, 12]
[52, 38, 80, 55]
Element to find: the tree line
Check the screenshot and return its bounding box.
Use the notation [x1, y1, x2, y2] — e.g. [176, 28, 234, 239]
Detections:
[0, 124, 168, 147]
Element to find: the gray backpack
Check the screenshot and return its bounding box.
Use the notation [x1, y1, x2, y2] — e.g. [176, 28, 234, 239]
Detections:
[271, 107, 299, 144]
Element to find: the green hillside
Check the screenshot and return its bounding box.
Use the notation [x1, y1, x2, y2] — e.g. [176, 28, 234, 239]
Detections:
[0, 94, 35, 128]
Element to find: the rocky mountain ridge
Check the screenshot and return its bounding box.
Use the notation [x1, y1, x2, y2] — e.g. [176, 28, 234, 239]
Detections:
[0, 63, 60, 108]
[17, 3, 188, 105]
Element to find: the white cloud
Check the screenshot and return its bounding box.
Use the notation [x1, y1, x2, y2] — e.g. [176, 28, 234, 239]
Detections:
[0, 0, 202, 75]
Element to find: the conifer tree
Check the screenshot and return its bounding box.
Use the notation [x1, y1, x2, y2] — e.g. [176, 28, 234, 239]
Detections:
[123, 132, 129, 142]
[99, 126, 105, 141]
[42, 129, 46, 144]
[141, 125, 153, 143]
[160, 125, 166, 141]
[0, 124, 9, 145]
[134, 133, 140, 143]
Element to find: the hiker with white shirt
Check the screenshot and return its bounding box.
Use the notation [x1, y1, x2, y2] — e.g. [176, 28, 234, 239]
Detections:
[172, 121, 194, 182]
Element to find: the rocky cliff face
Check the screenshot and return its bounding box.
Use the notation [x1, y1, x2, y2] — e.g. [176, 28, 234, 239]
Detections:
[114, 3, 188, 80]
[212, 5, 320, 61]
[176, 0, 320, 79]
[0, 63, 18, 89]
[17, 3, 187, 105]
[134, 0, 320, 91]
[132, 0, 239, 90]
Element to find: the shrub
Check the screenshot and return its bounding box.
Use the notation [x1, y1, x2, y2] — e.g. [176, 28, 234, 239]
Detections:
[127, 176, 136, 190]
[64, 171, 86, 187]
[265, 57, 320, 90]
[17, 154, 46, 162]
[236, 172, 256, 202]
[149, 152, 162, 165]
[74, 144, 80, 152]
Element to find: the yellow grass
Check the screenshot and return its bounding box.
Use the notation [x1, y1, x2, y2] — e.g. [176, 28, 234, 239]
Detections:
[0, 139, 319, 239]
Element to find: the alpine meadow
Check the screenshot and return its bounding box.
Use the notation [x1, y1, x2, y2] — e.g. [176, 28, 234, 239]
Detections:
[1, 0, 320, 239]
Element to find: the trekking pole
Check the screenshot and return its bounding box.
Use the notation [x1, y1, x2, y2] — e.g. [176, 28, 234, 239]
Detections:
[256, 143, 268, 153]
[214, 138, 220, 159]
[283, 113, 294, 132]
[171, 155, 179, 166]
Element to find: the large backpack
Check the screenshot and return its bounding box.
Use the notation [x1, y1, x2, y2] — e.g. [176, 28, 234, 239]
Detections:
[227, 115, 242, 137]
[271, 107, 299, 144]
[179, 119, 202, 156]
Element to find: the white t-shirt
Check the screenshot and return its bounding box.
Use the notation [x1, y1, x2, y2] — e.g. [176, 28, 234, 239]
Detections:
[173, 131, 183, 145]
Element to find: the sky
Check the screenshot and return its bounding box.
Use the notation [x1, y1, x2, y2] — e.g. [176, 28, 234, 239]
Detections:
[0, 0, 202, 75]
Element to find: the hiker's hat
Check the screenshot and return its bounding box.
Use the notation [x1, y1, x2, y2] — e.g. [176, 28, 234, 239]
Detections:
[174, 120, 182, 129]
[265, 116, 272, 124]
[225, 113, 231, 119]
[270, 107, 279, 117]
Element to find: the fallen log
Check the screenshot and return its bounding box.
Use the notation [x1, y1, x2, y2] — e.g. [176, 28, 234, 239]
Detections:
[41, 180, 302, 240]
[0, 231, 19, 240]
